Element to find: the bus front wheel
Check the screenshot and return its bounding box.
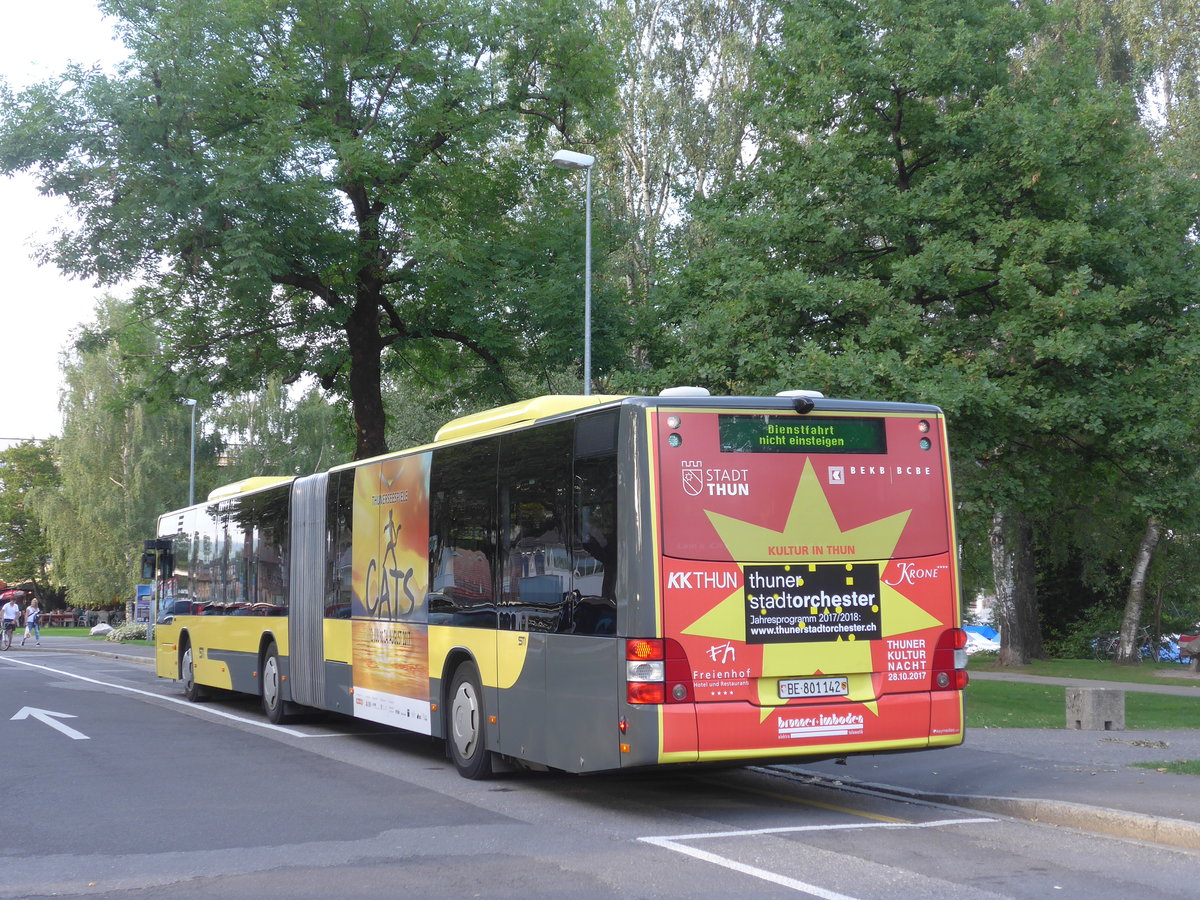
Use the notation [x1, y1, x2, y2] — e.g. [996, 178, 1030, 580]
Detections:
[181, 644, 207, 702]
[448, 662, 492, 779]
[261, 642, 290, 724]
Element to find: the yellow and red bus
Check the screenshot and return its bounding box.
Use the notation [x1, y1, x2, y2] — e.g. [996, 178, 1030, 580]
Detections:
[148, 388, 966, 778]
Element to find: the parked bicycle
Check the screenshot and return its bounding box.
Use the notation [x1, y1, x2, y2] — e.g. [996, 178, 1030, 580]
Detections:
[1092, 628, 1181, 662]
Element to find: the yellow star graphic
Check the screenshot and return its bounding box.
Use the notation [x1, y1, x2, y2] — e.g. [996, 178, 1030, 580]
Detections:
[704, 459, 909, 562]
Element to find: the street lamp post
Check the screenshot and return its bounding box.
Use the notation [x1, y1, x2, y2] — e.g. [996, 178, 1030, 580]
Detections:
[551, 149, 596, 396]
[184, 398, 197, 506]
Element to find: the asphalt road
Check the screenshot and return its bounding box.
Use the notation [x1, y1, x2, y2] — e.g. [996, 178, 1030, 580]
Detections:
[2, 648, 1198, 899]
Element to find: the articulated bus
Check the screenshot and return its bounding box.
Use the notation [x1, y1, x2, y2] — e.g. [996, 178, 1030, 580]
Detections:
[148, 388, 967, 778]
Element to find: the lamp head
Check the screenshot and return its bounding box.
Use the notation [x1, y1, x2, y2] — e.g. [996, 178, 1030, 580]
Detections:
[551, 149, 595, 170]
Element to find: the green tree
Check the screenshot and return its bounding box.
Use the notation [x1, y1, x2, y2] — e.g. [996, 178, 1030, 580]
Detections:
[0, 440, 58, 595]
[666, 0, 1200, 664]
[34, 299, 194, 609]
[601, 0, 771, 358]
[0, 0, 618, 460]
[1062, 1, 1200, 662]
[1074, 0, 1200, 129]
[208, 379, 352, 483]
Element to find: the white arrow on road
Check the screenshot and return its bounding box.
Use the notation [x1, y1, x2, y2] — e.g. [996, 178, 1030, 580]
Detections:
[11, 707, 90, 740]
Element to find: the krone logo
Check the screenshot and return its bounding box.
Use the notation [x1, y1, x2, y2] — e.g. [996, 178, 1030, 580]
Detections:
[883, 561, 947, 587]
[682, 460, 704, 497]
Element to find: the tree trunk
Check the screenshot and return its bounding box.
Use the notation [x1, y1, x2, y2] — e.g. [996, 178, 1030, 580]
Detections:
[1115, 516, 1160, 666]
[345, 299, 388, 460]
[990, 507, 1043, 666]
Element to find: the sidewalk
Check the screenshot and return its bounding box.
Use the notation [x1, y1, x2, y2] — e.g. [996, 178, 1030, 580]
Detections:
[970, 668, 1200, 695]
[10, 638, 1200, 849]
[6, 633, 155, 664]
[800, 671, 1200, 850]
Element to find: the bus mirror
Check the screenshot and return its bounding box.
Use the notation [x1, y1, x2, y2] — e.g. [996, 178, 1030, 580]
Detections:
[158, 552, 174, 579]
[140, 552, 156, 580]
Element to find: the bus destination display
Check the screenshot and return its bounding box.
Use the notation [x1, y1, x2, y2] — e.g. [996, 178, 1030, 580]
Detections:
[719, 415, 886, 454]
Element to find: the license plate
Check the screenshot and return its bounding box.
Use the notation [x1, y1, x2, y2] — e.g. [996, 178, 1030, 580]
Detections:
[778, 676, 848, 699]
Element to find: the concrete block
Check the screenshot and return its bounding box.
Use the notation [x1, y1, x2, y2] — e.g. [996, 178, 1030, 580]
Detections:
[1066, 687, 1125, 731]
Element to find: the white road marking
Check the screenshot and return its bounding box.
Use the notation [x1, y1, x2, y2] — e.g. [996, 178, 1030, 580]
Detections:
[639, 817, 994, 898]
[11, 706, 90, 740]
[0, 655, 312, 735]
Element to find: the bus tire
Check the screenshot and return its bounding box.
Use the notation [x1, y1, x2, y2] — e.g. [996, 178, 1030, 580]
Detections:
[181, 644, 208, 702]
[448, 662, 492, 779]
[261, 642, 290, 724]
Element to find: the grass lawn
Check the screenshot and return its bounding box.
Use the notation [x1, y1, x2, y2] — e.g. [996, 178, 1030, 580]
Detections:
[1132, 760, 1200, 776]
[40, 625, 152, 646]
[42, 626, 100, 638]
[965, 679, 1200, 730]
[966, 653, 1200, 730]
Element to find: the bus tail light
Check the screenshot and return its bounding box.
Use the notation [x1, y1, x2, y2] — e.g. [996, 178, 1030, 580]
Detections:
[932, 628, 969, 691]
[626, 639, 693, 704]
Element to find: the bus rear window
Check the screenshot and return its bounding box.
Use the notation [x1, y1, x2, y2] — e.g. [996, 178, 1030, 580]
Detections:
[718, 415, 886, 454]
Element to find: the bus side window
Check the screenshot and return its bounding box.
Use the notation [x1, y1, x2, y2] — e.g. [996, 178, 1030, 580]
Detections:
[572, 410, 619, 636]
[174, 513, 190, 607]
[499, 423, 573, 633]
[429, 438, 499, 628]
[324, 469, 354, 618]
[256, 489, 290, 615]
[193, 505, 217, 610]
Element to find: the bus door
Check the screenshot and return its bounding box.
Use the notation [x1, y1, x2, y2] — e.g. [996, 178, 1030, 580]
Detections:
[495, 424, 572, 764]
[289, 472, 328, 707]
[654, 406, 961, 760]
[545, 412, 622, 773]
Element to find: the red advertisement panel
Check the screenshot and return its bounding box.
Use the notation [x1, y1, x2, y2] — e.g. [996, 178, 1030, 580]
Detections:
[655, 408, 960, 755]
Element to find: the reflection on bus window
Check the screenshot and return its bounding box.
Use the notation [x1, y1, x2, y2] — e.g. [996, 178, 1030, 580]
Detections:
[500, 422, 573, 634]
[256, 489, 289, 615]
[573, 452, 617, 636]
[325, 469, 354, 618]
[429, 438, 498, 628]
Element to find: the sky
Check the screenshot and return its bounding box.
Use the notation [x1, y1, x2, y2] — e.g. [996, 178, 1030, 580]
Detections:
[0, 1, 127, 448]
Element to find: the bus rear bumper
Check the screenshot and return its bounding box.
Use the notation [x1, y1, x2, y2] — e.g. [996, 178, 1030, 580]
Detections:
[650, 691, 963, 765]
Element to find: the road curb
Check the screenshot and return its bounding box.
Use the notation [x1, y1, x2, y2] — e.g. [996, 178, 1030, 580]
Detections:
[932, 793, 1200, 850]
[21, 644, 154, 665]
[807, 771, 1200, 851]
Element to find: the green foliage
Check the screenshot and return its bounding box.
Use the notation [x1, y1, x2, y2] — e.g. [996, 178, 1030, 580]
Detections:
[663, 0, 1200, 648]
[1042, 602, 1127, 660]
[5, 0, 1200, 646]
[33, 299, 193, 609]
[207, 379, 353, 482]
[598, 0, 772, 360]
[0, 0, 622, 458]
[0, 440, 58, 589]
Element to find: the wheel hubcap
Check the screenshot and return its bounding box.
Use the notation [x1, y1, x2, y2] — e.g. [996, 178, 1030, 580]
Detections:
[452, 681, 479, 759]
[263, 656, 279, 708]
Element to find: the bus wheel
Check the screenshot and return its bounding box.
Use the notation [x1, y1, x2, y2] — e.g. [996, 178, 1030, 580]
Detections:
[261, 642, 290, 724]
[448, 663, 492, 779]
[181, 645, 207, 702]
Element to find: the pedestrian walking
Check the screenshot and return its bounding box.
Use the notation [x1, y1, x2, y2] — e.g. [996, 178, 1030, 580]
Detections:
[22, 597, 41, 646]
[1, 592, 21, 650]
